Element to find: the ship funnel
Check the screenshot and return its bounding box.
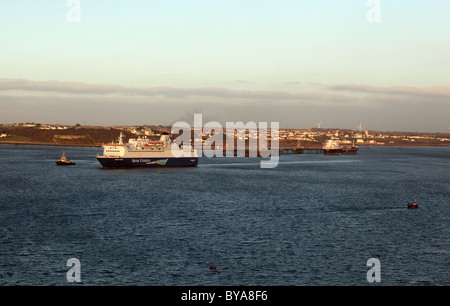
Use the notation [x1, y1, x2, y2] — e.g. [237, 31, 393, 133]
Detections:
[118, 132, 124, 144]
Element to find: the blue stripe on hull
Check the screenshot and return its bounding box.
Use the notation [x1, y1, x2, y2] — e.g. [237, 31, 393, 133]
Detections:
[97, 157, 198, 168]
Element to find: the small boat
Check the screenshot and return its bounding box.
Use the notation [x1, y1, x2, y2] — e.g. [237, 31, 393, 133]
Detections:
[56, 152, 76, 166]
[407, 199, 419, 209]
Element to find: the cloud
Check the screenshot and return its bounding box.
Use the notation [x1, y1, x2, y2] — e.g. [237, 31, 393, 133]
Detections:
[229, 80, 253, 84]
[327, 84, 450, 100]
[0, 78, 356, 105]
[1, 78, 449, 132]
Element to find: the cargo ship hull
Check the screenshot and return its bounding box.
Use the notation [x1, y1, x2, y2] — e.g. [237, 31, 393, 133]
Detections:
[323, 149, 342, 155]
[323, 148, 358, 155]
[97, 156, 198, 168]
[340, 146, 359, 154]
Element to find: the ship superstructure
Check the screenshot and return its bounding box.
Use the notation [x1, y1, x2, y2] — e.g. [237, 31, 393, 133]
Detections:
[97, 132, 198, 168]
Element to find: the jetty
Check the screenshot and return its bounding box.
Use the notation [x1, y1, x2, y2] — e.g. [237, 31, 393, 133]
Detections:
[1, 141, 325, 155]
[279, 147, 323, 154]
[215, 146, 323, 157]
[0, 141, 101, 151]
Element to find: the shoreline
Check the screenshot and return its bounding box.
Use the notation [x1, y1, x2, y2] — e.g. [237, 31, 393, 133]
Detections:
[1, 140, 449, 148]
[0, 141, 101, 147]
[355, 143, 450, 147]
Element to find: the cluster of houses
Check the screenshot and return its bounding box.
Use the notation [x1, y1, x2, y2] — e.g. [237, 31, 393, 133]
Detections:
[120, 125, 450, 144]
[1, 123, 449, 144]
[2, 123, 70, 130]
[277, 129, 450, 144]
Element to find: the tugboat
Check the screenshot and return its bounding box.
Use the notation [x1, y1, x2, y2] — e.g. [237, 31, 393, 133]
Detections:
[56, 152, 76, 166]
[407, 199, 419, 209]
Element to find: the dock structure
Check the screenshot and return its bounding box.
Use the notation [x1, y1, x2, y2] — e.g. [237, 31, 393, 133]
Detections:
[0, 141, 101, 151]
[279, 147, 304, 154]
[298, 147, 324, 154]
[1, 142, 325, 155]
[279, 147, 323, 154]
[213, 146, 323, 157]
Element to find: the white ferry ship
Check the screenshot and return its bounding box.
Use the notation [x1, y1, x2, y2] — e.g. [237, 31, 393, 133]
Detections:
[97, 132, 198, 168]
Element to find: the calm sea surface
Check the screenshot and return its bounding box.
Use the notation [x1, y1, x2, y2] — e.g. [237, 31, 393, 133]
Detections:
[0, 146, 448, 286]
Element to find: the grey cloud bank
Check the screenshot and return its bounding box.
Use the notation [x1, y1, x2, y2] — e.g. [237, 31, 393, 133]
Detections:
[0, 78, 448, 132]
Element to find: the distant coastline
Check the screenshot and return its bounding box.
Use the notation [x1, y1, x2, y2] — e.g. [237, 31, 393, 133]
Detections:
[0, 140, 101, 147]
[1, 123, 450, 148]
[1, 141, 449, 148]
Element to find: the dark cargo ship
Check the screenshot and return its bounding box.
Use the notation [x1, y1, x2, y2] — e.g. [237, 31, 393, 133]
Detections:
[323, 139, 358, 155]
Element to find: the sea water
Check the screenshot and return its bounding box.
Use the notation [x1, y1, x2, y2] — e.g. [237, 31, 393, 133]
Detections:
[0, 146, 448, 285]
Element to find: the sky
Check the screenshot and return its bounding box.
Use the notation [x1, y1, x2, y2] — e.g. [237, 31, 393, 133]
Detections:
[0, 0, 449, 132]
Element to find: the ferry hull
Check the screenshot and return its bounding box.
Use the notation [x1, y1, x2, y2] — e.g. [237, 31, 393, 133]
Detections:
[97, 157, 198, 168]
